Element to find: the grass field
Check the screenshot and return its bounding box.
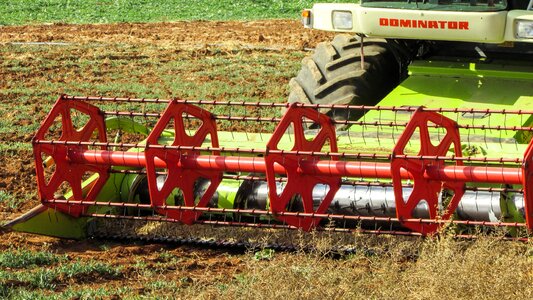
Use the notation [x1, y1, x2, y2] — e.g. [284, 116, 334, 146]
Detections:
[0, 0, 345, 25]
[1, 1, 533, 299]
[0, 233, 531, 299]
[0, 23, 308, 153]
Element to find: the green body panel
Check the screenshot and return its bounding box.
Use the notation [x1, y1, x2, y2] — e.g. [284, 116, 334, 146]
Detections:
[216, 179, 240, 209]
[106, 117, 151, 135]
[378, 61, 533, 139]
[10, 206, 89, 239]
[8, 173, 132, 239]
[345, 60, 533, 156]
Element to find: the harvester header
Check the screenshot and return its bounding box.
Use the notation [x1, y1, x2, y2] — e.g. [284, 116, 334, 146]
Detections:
[6, 95, 531, 240]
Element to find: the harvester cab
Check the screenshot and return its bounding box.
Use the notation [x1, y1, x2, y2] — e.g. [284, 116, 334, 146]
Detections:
[3, 1, 533, 241]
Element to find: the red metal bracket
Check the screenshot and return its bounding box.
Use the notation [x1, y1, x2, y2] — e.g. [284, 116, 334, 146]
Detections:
[265, 104, 341, 231]
[522, 139, 533, 231]
[33, 95, 109, 216]
[144, 100, 222, 224]
[391, 108, 465, 234]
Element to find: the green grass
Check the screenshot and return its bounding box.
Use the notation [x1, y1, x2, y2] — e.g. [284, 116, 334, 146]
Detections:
[1, 287, 128, 300]
[0, 250, 124, 299]
[0, 43, 303, 149]
[0, 225, 531, 299]
[0, 248, 65, 268]
[0, 191, 30, 210]
[1, 282, 131, 300]
[0, 142, 32, 152]
[0, 0, 345, 25]
[57, 260, 123, 279]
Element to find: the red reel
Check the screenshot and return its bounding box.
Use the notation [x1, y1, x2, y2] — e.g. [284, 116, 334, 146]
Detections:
[391, 108, 465, 234]
[33, 95, 109, 216]
[265, 104, 340, 231]
[144, 100, 222, 224]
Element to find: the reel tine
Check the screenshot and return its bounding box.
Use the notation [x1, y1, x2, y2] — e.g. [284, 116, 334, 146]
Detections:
[392, 107, 397, 145]
[347, 107, 353, 144]
[244, 103, 250, 142]
[229, 103, 235, 140]
[362, 107, 366, 145]
[258, 104, 264, 142]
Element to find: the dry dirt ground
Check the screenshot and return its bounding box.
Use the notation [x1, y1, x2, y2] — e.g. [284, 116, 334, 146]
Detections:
[0, 20, 332, 49]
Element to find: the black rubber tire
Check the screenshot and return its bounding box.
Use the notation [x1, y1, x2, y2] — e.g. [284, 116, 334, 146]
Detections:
[288, 35, 400, 123]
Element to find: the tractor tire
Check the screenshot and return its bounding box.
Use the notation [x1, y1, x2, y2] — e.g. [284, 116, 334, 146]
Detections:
[288, 35, 400, 123]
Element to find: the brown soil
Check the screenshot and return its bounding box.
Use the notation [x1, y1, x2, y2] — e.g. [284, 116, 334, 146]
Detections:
[0, 20, 334, 50]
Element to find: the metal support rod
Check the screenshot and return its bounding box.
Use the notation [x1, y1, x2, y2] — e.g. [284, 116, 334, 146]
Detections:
[68, 149, 523, 185]
[101, 111, 533, 131]
[44, 199, 526, 227]
[34, 139, 526, 163]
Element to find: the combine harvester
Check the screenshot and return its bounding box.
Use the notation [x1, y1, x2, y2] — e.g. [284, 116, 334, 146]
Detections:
[4, 0, 533, 242]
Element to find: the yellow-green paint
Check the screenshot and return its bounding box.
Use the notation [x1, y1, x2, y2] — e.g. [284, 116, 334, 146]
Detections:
[10, 206, 89, 239]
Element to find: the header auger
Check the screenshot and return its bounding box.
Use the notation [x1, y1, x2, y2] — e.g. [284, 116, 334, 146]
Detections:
[5, 95, 533, 240]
